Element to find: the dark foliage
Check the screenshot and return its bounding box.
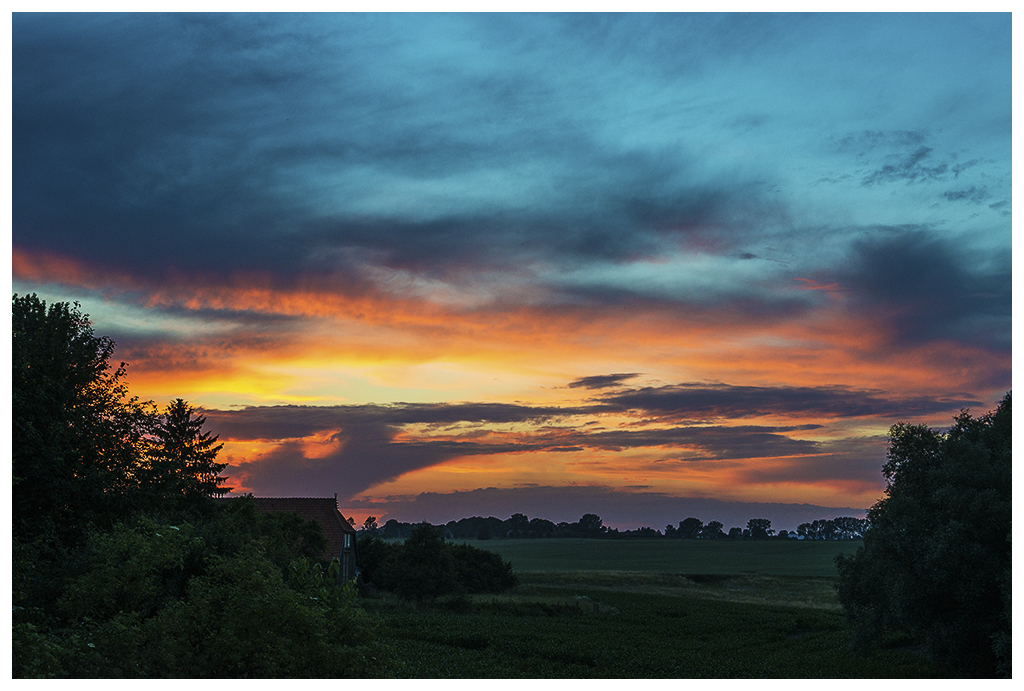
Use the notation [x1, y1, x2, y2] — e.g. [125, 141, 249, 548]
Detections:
[835, 393, 1011, 677]
[798, 517, 869, 540]
[12, 294, 393, 677]
[358, 524, 517, 600]
[145, 398, 231, 503]
[13, 294, 156, 543]
[448, 543, 518, 593]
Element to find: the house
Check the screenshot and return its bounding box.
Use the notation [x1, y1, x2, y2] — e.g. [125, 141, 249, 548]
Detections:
[246, 496, 359, 581]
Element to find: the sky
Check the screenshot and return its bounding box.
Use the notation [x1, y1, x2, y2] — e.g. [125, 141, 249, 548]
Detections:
[11, 12, 1013, 532]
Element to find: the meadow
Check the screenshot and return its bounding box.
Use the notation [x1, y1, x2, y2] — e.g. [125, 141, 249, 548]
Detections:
[364, 538, 939, 678]
[454, 537, 864, 577]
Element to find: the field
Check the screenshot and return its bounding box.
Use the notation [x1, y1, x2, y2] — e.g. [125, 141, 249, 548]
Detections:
[363, 538, 939, 678]
[454, 537, 864, 577]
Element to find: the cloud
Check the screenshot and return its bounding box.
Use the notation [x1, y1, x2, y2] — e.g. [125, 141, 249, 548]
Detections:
[942, 186, 990, 204]
[207, 382, 974, 499]
[567, 373, 640, 390]
[595, 382, 982, 420]
[730, 435, 889, 487]
[834, 229, 1011, 351]
[861, 146, 950, 186]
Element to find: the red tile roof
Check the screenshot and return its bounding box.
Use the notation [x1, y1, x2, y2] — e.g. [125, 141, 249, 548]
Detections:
[248, 497, 356, 561]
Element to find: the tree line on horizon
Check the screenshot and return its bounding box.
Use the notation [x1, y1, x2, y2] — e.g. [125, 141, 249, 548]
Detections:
[358, 512, 869, 541]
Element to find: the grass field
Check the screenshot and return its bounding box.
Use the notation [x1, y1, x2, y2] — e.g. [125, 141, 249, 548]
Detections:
[454, 537, 863, 577]
[363, 538, 939, 677]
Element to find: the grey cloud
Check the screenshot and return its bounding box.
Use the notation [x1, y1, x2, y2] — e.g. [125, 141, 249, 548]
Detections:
[835, 229, 1011, 351]
[210, 399, 851, 497]
[12, 12, 788, 295]
[595, 382, 981, 420]
[733, 435, 889, 487]
[578, 425, 818, 460]
[567, 373, 640, 390]
[943, 186, 990, 204]
[204, 402, 573, 441]
[861, 146, 950, 186]
[208, 379, 992, 499]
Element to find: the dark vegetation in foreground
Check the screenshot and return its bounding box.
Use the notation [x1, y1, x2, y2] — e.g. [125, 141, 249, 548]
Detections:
[359, 573, 940, 678]
[836, 393, 1011, 678]
[13, 294, 393, 677]
[12, 294, 1011, 677]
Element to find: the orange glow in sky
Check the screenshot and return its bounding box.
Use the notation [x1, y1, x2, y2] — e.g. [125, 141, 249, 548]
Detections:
[13, 13, 1010, 530]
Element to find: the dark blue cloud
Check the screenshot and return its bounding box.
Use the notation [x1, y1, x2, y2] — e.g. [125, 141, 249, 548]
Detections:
[835, 229, 1011, 351]
[15, 13, 1009, 312]
[567, 373, 640, 390]
[595, 382, 983, 420]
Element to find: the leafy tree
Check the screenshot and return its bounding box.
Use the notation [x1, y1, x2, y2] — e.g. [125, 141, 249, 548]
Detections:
[701, 520, 724, 539]
[390, 523, 457, 601]
[361, 515, 378, 532]
[832, 516, 869, 540]
[746, 518, 773, 539]
[194, 496, 328, 569]
[13, 293, 156, 542]
[355, 535, 400, 586]
[358, 525, 517, 599]
[727, 527, 743, 539]
[504, 512, 530, 537]
[836, 394, 1011, 677]
[678, 517, 703, 539]
[528, 517, 556, 538]
[576, 513, 606, 537]
[448, 543, 517, 593]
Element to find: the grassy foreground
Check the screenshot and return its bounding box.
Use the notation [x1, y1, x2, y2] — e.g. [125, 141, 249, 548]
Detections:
[363, 539, 938, 677]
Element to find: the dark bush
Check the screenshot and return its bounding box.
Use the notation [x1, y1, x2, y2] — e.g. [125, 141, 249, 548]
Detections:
[449, 543, 517, 593]
[358, 523, 517, 600]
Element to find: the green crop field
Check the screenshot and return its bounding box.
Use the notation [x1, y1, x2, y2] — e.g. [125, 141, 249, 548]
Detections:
[454, 538, 863, 577]
[363, 538, 939, 677]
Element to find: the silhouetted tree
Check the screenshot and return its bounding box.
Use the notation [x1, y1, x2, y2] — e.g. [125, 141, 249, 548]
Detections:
[504, 513, 530, 537]
[836, 394, 1011, 677]
[746, 518, 772, 539]
[146, 398, 230, 504]
[678, 517, 703, 539]
[528, 517, 556, 538]
[13, 294, 156, 542]
[576, 513, 606, 537]
[392, 523, 456, 601]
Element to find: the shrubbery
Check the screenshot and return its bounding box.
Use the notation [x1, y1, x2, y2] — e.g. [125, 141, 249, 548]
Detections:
[14, 504, 395, 678]
[359, 523, 517, 600]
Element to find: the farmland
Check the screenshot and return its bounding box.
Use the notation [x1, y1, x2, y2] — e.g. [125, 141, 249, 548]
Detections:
[362, 538, 939, 677]
[453, 537, 864, 577]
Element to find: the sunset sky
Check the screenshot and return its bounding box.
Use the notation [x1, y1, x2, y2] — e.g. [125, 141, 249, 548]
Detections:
[12, 12, 1012, 531]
